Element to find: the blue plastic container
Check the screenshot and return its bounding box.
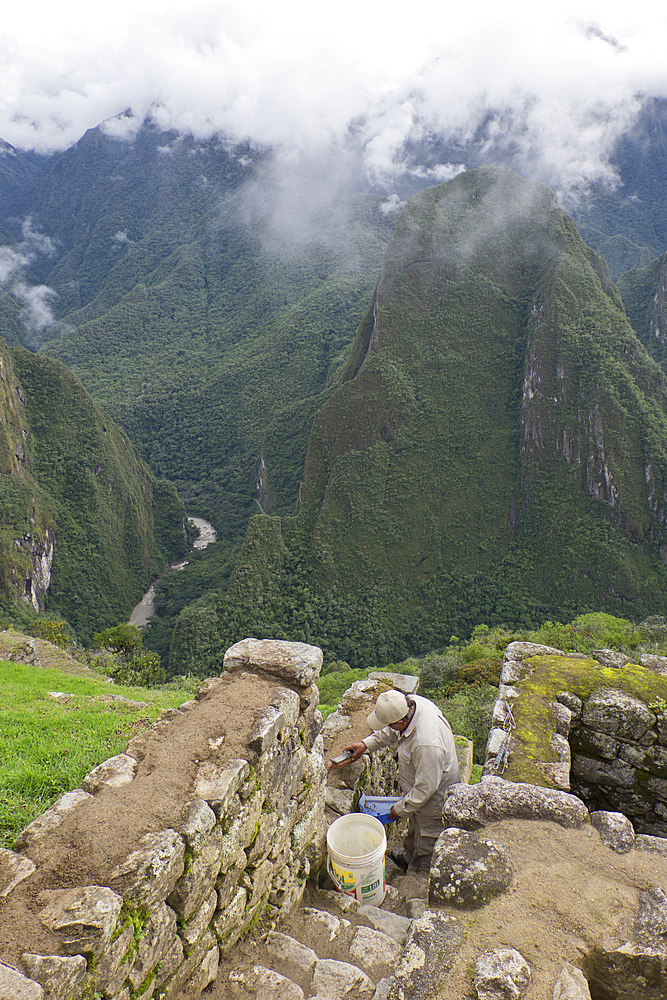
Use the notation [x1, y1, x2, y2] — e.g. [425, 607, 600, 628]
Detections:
[358, 793, 401, 825]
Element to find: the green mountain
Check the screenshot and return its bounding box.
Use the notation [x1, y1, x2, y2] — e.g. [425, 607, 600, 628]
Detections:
[0, 339, 187, 639]
[177, 167, 667, 671]
[618, 253, 667, 373]
[7, 125, 390, 544]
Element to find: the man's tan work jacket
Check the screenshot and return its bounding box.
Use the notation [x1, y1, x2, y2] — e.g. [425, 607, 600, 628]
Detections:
[363, 694, 461, 838]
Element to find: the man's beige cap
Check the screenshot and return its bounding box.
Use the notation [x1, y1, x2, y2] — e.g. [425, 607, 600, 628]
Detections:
[367, 690, 409, 730]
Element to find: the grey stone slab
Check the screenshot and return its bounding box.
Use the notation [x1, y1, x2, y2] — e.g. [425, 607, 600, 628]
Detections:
[552, 963, 592, 999]
[591, 649, 633, 669]
[194, 759, 249, 815]
[325, 787, 355, 816]
[168, 822, 228, 920]
[228, 965, 305, 999]
[590, 811, 635, 853]
[639, 654, 667, 675]
[0, 848, 35, 897]
[312, 958, 375, 999]
[587, 886, 667, 1000]
[368, 672, 420, 693]
[635, 834, 667, 854]
[95, 925, 134, 995]
[357, 904, 412, 946]
[20, 955, 86, 1000]
[473, 948, 531, 999]
[38, 886, 123, 958]
[265, 931, 318, 978]
[178, 938, 219, 996]
[223, 638, 322, 688]
[179, 799, 217, 853]
[571, 755, 635, 789]
[388, 910, 462, 999]
[179, 889, 217, 952]
[582, 688, 655, 742]
[128, 903, 178, 991]
[81, 753, 136, 794]
[0, 963, 44, 999]
[349, 925, 402, 979]
[212, 886, 247, 944]
[109, 829, 185, 909]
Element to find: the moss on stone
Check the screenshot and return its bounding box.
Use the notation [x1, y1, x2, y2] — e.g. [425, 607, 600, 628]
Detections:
[507, 654, 667, 786]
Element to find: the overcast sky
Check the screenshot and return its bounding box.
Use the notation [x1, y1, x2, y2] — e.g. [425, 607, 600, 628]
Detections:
[1, 0, 666, 193]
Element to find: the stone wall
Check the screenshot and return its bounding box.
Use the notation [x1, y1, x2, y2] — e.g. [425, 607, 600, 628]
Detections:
[0, 639, 327, 1000]
[483, 641, 667, 836]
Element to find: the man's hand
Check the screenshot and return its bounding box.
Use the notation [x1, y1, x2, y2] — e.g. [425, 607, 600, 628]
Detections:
[388, 805, 399, 822]
[327, 741, 367, 770]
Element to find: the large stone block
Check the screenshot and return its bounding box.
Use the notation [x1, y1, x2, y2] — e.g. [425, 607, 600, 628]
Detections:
[179, 890, 218, 952]
[110, 830, 185, 909]
[588, 886, 667, 1000]
[552, 964, 592, 1000]
[388, 910, 463, 999]
[179, 799, 217, 854]
[212, 886, 247, 943]
[38, 886, 123, 958]
[583, 689, 655, 742]
[571, 755, 635, 789]
[590, 811, 635, 853]
[312, 959, 374, 999]
[216, 792, 263, 873]
[223, 639, 323, 688]
[227, 965, 305, 1000]
[216, 853, 247, 909]
[160, 930, 216, 1000]
[442, 778, 589, 830]
[95, 924, 134, 995]
[168, 823, 228, 920]
[20, 955, 87, 1000]
[243, 857, 274, 908]
[429, 828, 512, 908]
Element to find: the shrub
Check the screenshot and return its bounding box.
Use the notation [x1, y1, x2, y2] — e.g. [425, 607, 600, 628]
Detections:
[31, 617, 71, 649]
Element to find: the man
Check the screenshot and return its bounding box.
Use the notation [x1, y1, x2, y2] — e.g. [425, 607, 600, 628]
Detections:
[332, 690, 460, 873]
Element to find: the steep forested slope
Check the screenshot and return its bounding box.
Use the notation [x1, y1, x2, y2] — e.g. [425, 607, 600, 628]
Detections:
[3, 125, 392, 552]
[0, 340, 187, 638]
[175, 168, 667, 671]
[618, 253, 667, 373]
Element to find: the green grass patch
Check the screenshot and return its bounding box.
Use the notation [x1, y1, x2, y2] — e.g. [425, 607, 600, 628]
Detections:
[0, 659, 189, 849]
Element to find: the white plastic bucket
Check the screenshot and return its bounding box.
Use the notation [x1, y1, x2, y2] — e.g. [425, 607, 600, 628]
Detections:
[326, 813, 387, 905]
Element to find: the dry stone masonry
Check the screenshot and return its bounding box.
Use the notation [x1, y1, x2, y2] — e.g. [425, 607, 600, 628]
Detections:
[0, 639, 327, 1000]
[4, 638, 667, 999]
[484, 641, 667, 837]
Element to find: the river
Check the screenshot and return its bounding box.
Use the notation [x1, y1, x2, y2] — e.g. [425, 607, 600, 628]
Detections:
[129, 516, 217, 627]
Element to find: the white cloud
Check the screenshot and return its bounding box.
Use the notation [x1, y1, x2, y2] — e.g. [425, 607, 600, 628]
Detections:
[0, 219, 58, 341]
[0, 0, 664, 198]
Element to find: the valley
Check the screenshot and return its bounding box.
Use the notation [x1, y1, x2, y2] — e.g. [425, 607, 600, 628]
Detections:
[0, 102, 666, 672]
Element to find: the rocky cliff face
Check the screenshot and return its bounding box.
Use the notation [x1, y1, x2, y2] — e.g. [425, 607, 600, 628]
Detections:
[0, 339, 188, 637]
[204, 168, 667, 668]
